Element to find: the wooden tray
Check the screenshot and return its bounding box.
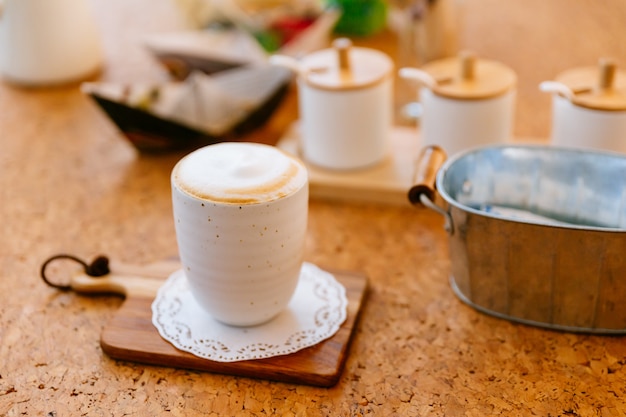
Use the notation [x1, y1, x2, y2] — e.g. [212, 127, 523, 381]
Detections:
[277, 122, 421, 206]
[70, 260, 368, 387]
[277, 123, 543, 206]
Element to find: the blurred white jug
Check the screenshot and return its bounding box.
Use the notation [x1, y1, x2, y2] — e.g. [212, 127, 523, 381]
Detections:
[0, 0, 103, 86]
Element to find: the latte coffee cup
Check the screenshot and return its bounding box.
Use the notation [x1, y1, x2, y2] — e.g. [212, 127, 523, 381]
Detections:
[171, 142, 309, 326]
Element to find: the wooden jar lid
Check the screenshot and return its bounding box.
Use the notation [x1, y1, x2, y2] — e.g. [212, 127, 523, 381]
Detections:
[555, 59, 626, 111]
[421, 51, 517, 100]
[301, 38, 393, 91]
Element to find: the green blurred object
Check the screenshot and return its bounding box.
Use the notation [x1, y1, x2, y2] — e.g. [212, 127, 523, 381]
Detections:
[254, 30, 283, 53]
[328, 0, 387, 36]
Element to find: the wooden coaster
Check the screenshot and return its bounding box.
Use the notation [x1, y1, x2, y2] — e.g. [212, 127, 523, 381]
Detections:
[99, 268, 368, 387]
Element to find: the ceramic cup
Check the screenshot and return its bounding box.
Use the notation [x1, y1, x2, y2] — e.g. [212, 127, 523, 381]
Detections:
[171, 142, 309, 327]
[0, 0, 103, 86]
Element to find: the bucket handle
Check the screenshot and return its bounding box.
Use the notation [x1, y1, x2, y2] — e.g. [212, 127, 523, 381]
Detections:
[408, 146, 454, 234]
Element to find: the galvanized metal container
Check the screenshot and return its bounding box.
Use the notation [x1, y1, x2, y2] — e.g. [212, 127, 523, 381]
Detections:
[409, 145, 626, 333]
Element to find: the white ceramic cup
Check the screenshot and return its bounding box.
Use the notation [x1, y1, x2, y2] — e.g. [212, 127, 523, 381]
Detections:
[171, 142, 309, 327]
[0, 0, 103, 86]
[550, 94, 626, 153]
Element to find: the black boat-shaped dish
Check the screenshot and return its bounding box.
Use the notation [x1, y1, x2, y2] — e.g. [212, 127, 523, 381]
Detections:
[82, 65, 292, 153]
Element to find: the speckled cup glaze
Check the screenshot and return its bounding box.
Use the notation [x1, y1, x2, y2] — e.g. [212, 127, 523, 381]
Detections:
[171, 142, 308, 327]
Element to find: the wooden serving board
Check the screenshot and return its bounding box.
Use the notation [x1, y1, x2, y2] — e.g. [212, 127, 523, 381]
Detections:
[72, 260, 368, 387]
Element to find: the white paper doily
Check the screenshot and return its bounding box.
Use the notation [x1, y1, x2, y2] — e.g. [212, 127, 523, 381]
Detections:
[151, 262, 348, 362]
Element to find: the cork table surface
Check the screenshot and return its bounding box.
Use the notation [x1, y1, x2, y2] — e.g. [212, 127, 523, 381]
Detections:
[3, 0, 626, 415]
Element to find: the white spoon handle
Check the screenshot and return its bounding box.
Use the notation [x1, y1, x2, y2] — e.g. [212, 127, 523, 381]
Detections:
[539, 81, 575, 101]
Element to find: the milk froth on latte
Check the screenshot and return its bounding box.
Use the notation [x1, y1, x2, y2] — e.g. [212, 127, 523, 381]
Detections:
[172, 142, 307, 204]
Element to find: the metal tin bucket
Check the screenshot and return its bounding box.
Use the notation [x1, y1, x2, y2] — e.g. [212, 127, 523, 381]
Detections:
[409, 145, 626, 333]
